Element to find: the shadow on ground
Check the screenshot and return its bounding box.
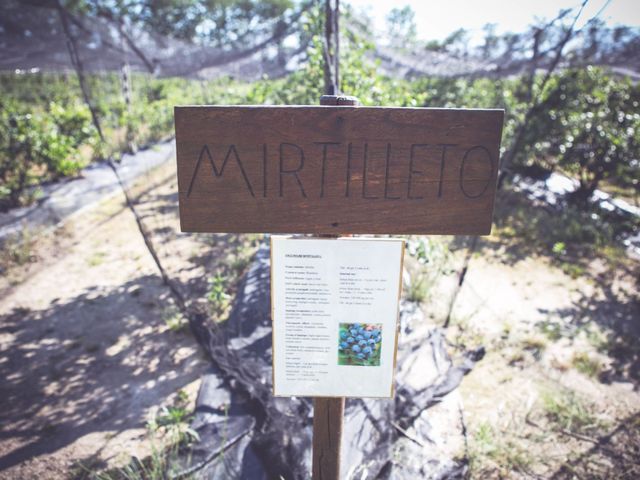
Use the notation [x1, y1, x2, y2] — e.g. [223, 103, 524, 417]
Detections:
[0, 274, 200, 473]
[550, 411, 640, 478]
[453, 188, 639, 270]
[538, 271, 640, 385]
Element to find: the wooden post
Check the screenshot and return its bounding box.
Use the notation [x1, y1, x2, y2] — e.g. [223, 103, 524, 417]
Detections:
[313, 397, 345, 480]
[311, 93, 359, 480]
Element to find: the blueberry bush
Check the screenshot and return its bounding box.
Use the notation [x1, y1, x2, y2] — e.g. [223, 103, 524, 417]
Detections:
[2, 15, 638, 232]
[0, 71, 248, 211]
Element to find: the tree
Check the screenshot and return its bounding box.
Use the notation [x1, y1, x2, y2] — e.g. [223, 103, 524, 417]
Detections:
[67, 0, 294, 46]
[529, 67, 640, 202]
[386, 6, 417, 47]
[480, 23, 499, 60]
[442, 28, 469, 57]
[498, 2, 588, 188]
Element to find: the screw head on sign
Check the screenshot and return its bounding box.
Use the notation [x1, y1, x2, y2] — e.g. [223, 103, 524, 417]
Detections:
[319, 95, 360, 106]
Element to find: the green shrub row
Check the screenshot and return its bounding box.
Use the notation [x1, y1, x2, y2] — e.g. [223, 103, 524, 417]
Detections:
[1, 54, 638, 213]
[0, 97, 95, 209]
[246, 33, 638, 205]
[0, 72, 248, 210]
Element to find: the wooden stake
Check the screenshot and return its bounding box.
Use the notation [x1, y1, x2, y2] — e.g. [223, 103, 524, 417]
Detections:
[313, 397, 345, 480]
[310, 90, 358, 480]
[306, 7, 358, 463]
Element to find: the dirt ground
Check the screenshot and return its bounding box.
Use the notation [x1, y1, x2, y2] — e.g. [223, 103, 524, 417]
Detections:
[436, 232, 640, 477]
[0, 158, 638, 478]
[0, 161, 258, 479]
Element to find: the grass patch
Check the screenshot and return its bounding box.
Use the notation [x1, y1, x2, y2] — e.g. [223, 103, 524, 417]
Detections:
[541, 389, 603, 435]
[405, 272, 428, 303]
[87, 251, 107, 267]
[558, 261, 587, 280]
[505, 348, 526, 366]
[446, 314, 487, 351]
[468, 422, 532, 476]
[571, 351, 603, 378]
[537, 319, 568, 342]
[584, 327, 610, 353]
[520, 334, 548, 354]
[81, 390, 199, 480]
[230, 254, 250, 276]
[207, 272, 231, 319]
[0, 230, 37, 273]
[162, 307, 188, 333]
[200, 234, 261, 323]
[404, 236, 453, 305]
[505, 334, 549, 365]
[490, 189, 638, 272]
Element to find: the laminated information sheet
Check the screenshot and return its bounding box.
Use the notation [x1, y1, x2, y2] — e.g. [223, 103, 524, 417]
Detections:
[271, 236, 405, 398]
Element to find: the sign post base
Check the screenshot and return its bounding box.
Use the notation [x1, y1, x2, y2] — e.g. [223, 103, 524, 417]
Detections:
[313, 397, 345, 480]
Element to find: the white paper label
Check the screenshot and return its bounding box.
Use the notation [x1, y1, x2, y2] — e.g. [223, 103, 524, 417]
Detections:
[271, 236, 404, 398]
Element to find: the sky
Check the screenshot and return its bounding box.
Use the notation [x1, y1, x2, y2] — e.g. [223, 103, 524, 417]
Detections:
[346, 0, 640, 43]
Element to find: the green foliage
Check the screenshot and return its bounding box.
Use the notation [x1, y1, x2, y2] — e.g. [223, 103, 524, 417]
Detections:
[0, 94, 96, 209]
[162, 307, 188, 333]
[572, 351, 603, 378]
[494, 188, 636, 264]
[406, 237, 453, 304]
[469, 422, 532, 475]
[69, 0, 293, 45]
[538, 320, 564, 342]
[386, 6, 417, 46]
[559, 261, 587, 279]
[84, 389, 200, 480]
[2, 17, 637, 233]
[551, 241, 567, 256]
[208, 272, 231, 317]
[153, 405, 193, 429]
[0, 229, 37, 273]
[542, 389, 603, 434]
[518, 67, 640, 201]
[0, 71, 247, 210]
[406, 273, 428, 303]
[245, 5, 429, 107]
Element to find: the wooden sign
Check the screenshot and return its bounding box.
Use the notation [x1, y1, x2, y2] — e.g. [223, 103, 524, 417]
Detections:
[175, 106, 504, 235]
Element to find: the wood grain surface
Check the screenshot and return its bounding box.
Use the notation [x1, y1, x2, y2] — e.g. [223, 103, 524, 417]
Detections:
[175, 106, 504, 235]
[312, 397, 344, 480]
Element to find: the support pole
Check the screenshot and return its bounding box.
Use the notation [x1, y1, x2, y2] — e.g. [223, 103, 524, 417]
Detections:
[312, 3, 359, 476]
[322, 0, 341, 96]
[313, 397, 345, 480]
[311, 93, 358, 480]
